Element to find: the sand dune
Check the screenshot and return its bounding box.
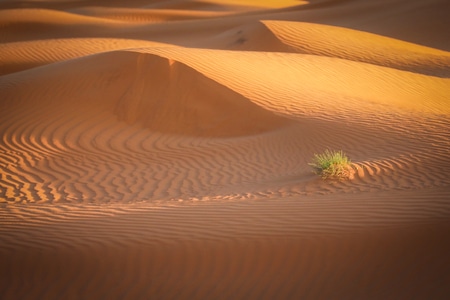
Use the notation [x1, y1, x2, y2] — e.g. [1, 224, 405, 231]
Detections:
[0, 38, 172, 76]
[262, 20, 450, 76]
[276, 0, 450, 51]
[1, 0, 449, 299]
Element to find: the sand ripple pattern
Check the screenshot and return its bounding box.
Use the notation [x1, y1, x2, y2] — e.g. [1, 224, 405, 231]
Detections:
[1, 193, 450, 299]
[1, 0, 450, 299]
[1, 47, 450, 204]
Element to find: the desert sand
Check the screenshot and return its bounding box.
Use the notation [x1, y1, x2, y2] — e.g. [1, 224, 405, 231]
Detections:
[1, 0, 450, 299]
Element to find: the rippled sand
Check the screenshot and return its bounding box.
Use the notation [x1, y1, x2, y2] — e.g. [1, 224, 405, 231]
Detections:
[1, 0, 449, 299]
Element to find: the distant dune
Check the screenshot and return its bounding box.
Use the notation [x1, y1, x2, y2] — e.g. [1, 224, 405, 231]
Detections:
[1, 0, 449, 299]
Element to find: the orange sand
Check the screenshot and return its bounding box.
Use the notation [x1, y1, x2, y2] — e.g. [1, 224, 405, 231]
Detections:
[1, 0, 449, 299]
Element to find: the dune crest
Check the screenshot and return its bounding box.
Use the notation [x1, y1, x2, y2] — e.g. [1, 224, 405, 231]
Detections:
[262, 20, 450, 76]
[199, 20, 296, 51]
[0, 38, 172, 76]
[0, 48, 290, 137]
[138, 47, 450, 119]
[114, 51, 291, 136]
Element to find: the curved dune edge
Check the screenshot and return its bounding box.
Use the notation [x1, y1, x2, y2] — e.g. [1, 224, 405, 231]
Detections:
[276, 0, 450, 52]
[131, 0, 306, 11]
[0, 7, 128, 25]
[112, 52, 292, 136]
[0, 38, 174, 76]
[204, 19, 450, 77]
[138, 47, 450, 117]
[70, 7, 233, 22]
[198, 20, 297, 52]
[261, 20, 450, 77]
[0, 49, 292, 137]
[0, 8, 134, 44]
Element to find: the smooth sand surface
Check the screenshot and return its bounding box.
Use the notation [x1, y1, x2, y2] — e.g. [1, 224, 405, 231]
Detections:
[1, 0, 449, 299]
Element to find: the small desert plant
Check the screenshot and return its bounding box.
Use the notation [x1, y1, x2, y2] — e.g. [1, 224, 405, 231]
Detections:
[309, 149, 352, 179]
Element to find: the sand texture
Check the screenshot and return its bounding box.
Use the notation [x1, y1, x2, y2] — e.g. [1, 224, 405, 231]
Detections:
[1, 0, 450, 299]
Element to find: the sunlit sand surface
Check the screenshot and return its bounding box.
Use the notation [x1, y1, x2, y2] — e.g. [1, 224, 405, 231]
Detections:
[1, 0, 449, 299]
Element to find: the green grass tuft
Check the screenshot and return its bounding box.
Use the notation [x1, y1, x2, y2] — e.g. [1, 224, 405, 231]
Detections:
[309, 149, 352, 179]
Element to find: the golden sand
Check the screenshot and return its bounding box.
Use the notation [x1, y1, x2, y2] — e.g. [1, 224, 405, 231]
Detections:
[1, 0, 449, 299]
